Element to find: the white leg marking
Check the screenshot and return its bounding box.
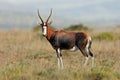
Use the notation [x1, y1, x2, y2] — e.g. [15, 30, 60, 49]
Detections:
[60, 57, 64, 69]
[84, 40, 89, 68]
[57, 58, 60, 69]
[84, 57, 89, 68]
[57, 48, 61, 54]
[57, 48, 64, 69]
[91, 57, 94, 68]
[57, 57, 63, 69]
[85, 39, 90, 55]
[88, 37, 94, 68]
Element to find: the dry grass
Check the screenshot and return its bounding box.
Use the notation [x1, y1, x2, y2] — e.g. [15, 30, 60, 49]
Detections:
[0, 28, 120, 80]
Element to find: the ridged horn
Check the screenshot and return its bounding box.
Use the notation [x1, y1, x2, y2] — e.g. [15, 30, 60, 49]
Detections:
[46, 9, 52, 23]
[38, 9, 44, 24]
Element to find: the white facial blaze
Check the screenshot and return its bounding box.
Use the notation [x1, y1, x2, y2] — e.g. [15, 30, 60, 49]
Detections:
[42, 26, 47, 36]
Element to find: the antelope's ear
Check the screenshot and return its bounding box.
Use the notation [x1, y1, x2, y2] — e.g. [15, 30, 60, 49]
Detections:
[49, 20, 52, 25]
[37, 22, 42, 26]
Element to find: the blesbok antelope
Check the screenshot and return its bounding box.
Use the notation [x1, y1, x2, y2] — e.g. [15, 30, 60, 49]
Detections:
[37, 9, 94, 69]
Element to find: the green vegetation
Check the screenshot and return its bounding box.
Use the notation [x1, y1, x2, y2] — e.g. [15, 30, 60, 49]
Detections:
[93, 32, 114, 41]
[2, 62, 29, 80]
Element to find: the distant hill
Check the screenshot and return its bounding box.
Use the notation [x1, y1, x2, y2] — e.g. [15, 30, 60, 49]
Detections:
[64, 24, 92, 31]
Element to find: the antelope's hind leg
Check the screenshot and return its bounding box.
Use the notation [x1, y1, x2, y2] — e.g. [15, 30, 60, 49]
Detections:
[89, 49, 94, 68]
[77, 39, 94, 68]
[76, 43, 89, 68]
[85, 39, 94, 68]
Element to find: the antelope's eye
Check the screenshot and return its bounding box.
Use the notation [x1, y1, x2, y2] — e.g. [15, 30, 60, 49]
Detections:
[40, 24, 43, 26]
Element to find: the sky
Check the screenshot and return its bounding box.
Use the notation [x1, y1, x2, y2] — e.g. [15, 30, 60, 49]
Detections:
[0, 0, 120, 29]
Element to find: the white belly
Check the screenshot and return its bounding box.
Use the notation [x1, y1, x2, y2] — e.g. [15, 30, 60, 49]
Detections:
[69, 46, 78, 52]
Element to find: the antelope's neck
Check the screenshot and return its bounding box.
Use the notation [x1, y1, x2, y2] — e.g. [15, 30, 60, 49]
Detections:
[46, 26, 55, 40]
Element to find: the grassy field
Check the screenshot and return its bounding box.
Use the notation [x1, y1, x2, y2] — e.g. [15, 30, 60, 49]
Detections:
[0, 28, 120, 80]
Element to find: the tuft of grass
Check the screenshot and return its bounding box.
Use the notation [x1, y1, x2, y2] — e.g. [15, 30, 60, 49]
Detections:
[1, 62, 29, 80]
[115, 73, 120, 79]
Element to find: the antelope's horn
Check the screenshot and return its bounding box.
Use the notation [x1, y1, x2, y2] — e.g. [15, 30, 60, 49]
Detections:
[38, 9, 44, 24]
[46, 9, 52, 23]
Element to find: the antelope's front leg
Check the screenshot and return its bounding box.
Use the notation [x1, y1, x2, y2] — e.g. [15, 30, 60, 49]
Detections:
[56, 48, 64, 69]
